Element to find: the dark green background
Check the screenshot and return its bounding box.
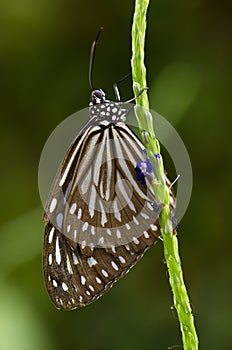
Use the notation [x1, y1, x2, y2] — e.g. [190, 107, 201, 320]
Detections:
[0, 0, 231, 349]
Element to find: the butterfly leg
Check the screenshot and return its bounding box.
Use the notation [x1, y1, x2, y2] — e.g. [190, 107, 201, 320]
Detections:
[113, 72, 132, 101]
[124, 87, 149, 103]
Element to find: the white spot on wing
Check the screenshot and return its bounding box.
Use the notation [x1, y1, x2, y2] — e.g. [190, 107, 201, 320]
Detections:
[52, 279, 57, 287]
[74, 229, 77, 241]
[87, 257, 98, 267]
[82, 222, 88, 231]
[62, 282, 68, 291]
[95, 277, 102, 284]
[48, 227, 55, 244]
[133, 216, 139, 225]
[56, 213, 63, 228]
[102, 269, 109, 277]
[147, 202, 154, 211]
[55, 236, 61, 264]
[143, 231, 150, 239]
[49, 198, 57, 213]
[72, 252, 79, 265]
[150, 224, 158, 231]
[111, 261, 119, 271]
[132, 236, 140, 245]
[116, 229, 121, 239]
[70, 203, 77, 214]
[141, 213, 149, 219]
[81, 240, 86, 249]
[66, 255, 73, 274]
[111, 245, 116, 253]
[81, 276, 86, 285]
[98, 237, 104, 245]
[118, 256, 126, 264]
[48, 253, 52, 265]
[77, 208, 82, 220]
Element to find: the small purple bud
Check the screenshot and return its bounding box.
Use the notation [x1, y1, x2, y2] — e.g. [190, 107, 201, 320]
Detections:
[136, 158, 153, 175]
[134, 166, 146, 186]
[136, 160, 146, 173]
[135, 157, 153, 186]
[145, 157, 153, 174]
[155, 153, 161, 159]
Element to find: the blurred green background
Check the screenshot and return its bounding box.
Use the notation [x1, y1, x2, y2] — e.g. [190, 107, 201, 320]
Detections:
[0, 0, 231, 349]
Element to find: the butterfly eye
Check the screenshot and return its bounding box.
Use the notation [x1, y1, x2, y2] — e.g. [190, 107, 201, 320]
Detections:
[91, 89, 107, 104]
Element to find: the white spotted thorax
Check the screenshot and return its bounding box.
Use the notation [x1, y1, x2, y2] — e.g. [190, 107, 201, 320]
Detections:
[41, 87, 178, 310]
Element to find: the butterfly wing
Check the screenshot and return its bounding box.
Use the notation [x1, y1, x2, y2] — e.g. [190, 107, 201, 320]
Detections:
[43, 102, 172, 310]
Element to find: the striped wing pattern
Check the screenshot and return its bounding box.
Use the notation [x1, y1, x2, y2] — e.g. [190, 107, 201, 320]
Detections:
[43, 101, 173, 310]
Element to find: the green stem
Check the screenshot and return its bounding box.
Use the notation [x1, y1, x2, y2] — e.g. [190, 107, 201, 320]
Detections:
[131, 1, 199, 349]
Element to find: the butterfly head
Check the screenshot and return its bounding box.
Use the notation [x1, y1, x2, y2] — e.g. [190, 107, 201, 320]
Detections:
[90, 88, 109, 105]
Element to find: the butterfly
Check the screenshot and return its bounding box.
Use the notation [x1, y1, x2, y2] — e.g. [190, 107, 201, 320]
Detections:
[42, 30, 175, 310]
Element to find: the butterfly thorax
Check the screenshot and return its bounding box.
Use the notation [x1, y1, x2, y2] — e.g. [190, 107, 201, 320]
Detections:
[89, 89, 127, 123]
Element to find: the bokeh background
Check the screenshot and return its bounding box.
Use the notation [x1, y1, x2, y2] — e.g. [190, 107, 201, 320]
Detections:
[0, 0, 231, 349]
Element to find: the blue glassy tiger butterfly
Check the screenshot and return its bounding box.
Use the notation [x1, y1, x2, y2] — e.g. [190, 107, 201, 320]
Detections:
[43, 29, 175, 310]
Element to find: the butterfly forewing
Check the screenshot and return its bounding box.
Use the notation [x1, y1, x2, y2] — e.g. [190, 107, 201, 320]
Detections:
[43, 100, 170, 310]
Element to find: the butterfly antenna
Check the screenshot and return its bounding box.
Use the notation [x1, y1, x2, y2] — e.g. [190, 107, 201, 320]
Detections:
[89, 27, 104, 91]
